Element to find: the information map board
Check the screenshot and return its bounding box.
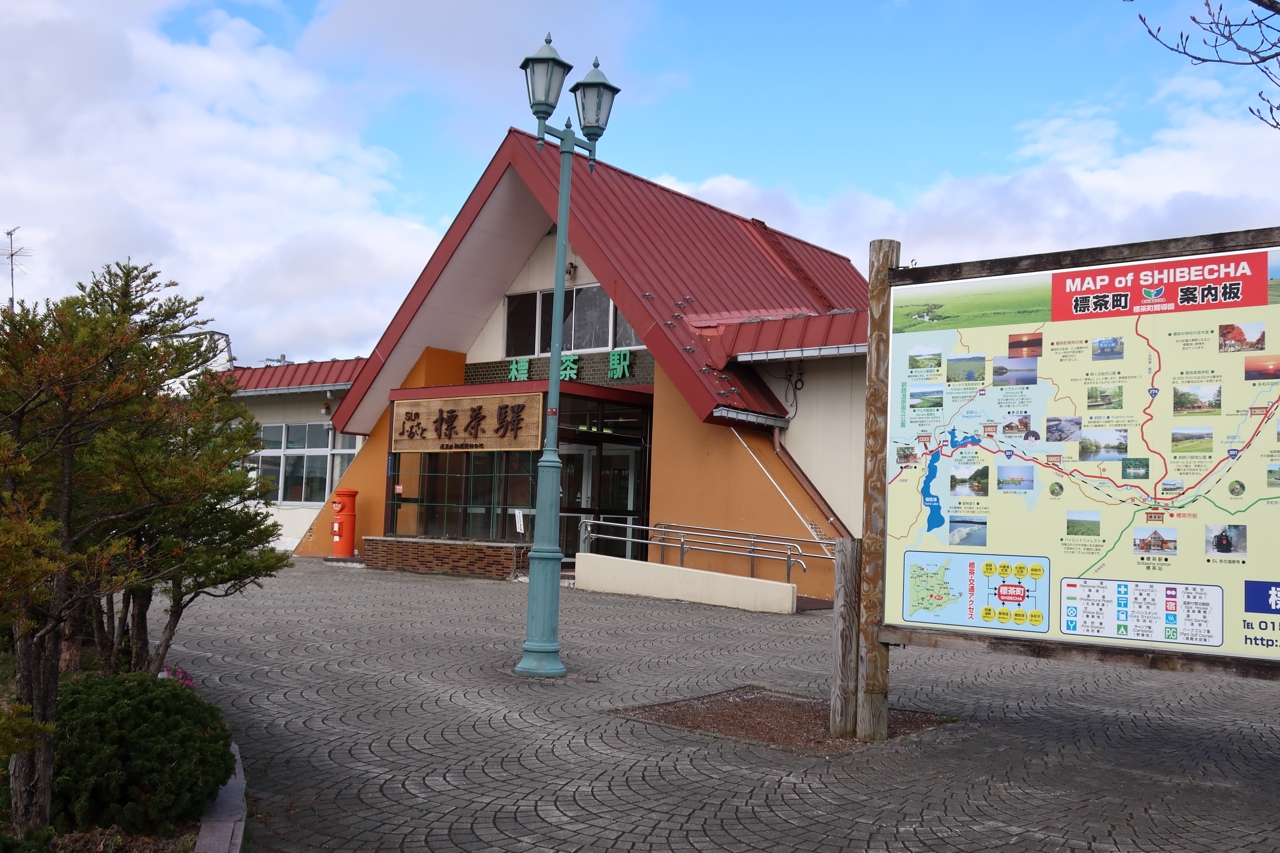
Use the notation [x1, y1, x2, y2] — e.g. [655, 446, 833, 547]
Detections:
[884, 247, 1280, 661]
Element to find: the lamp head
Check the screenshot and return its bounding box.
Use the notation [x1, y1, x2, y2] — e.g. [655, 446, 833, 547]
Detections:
[569, 58, 620, 142]
[520, 34, 573, 121]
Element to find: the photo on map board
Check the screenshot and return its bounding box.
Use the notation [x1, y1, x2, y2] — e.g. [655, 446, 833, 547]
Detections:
[907, 345, 942, 370]
[1133, 527, 1178, 555]
[1091, 337, 1124, 360]
[1009, 333, 1043, 358]
[948, 515, 987, 547]
[1086, 385, 1123, 410]
[1046, 416, 1082, 442]
[996, 465, 1034, 491]
[1079, 429, 1127, 461]
[1205, 524, 1247, 556]
[892, 275, 1051, 334]
[908, 383, 945, 409]
[1229, 480, 1246, 496]
[1268, 464, 1280, 488]
[1066, 511, 1101, 537]
[992, 357, 1038, 386]
[1172, 427, 1213, 453]
[1002, 413, 1031, 434]
[895, 445, 920, 465]
[1245, 354, 1280, 381]
[1160, 478, 1185, 496]
[1121, 458, 1150, 480]
[1173, 385, 1221, 417]
[1219, 323, 1265, 353]
[1048, 482, 1064, 497]
[946, 355, 986, 384]
[950, 465, 989, 497]
[1271, 249, 1280, 304]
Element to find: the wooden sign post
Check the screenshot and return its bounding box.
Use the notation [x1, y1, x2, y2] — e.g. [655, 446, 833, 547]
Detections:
[855, 238, 899, 742]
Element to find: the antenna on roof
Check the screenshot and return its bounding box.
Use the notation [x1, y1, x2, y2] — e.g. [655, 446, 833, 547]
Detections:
[263, 354, 293, 366]
[4, 227, 32, 313]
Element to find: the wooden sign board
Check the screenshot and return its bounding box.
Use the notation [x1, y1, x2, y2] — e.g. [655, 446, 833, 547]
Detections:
[392, 393, 543, 453]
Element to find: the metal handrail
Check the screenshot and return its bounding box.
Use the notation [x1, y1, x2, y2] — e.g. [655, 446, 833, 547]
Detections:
[653, 521, 835, 557]
[579, 519, 832, 584]
[651, 520, 835, 578]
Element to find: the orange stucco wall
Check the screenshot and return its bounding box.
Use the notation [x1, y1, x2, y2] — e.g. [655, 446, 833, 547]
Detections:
[647, 365, 840, 599]
[401, 347, 467, 389]
[294, 348, 465, 558]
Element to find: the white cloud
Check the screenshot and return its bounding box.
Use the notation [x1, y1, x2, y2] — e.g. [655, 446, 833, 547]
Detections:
[0, 1, 439, 365]
[656, 92, 1280, 271]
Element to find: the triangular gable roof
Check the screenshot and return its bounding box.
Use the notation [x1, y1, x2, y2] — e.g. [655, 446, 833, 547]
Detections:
[334, 128, 868, 435]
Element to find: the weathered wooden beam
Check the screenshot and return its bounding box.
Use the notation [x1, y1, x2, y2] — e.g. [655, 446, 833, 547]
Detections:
[856, 239, 898, 742]
[879, 625, 1280, 680]
[888, 225, 1280, 287]
[829, 537, 860, 738]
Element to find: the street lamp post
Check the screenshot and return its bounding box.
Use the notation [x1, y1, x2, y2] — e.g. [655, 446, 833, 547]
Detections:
[514, 35, 619, 678]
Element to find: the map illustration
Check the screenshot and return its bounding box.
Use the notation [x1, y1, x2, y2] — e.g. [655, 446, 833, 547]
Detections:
[885, 248, 1280, 661]
[902, 550, 1049, 633]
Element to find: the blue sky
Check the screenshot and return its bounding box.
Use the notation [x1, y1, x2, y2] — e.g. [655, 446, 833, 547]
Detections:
[3, 1, 1279, 363]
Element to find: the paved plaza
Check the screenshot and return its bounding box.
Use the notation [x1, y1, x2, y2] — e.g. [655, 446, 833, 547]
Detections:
[167, 560, 1280, 852]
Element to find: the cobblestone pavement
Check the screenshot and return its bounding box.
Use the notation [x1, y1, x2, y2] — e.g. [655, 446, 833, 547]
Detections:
[168, 560, 1280, 852]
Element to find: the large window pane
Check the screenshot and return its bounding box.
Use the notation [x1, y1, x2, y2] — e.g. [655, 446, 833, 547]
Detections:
[601, 403, 647, 439]
[331, 453, 354, 486]
[303, 455, 328, 502]
[257, 455, 281, 501]
[260, 425, 283, 450]
[306, 423, 328, 449]
[335, 433, 358, 450]
[614, 305, 643, 348]
[282, 455, 306, 501]
[285, 424, 307, 449]
[572, 285, 610, 350]
[505, 293, 538, 358]
[539, 289, 574, 354]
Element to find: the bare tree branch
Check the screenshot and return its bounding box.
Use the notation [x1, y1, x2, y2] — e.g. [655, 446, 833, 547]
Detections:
[1128, 0, 1280, 128]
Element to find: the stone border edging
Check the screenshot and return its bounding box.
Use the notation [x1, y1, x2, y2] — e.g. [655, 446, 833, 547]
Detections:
[194, 742, 245, 853]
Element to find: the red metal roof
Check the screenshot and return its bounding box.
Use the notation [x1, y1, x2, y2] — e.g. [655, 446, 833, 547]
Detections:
[695, 311, 868, 369]
[231, 357, 367, 393]
[334, 129, 868, 432]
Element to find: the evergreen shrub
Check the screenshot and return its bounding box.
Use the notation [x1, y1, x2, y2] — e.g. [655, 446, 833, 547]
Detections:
[52, 674, 234, 834]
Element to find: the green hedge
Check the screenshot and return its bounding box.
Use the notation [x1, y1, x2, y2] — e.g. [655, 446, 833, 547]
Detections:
[52, 674, 235, 834]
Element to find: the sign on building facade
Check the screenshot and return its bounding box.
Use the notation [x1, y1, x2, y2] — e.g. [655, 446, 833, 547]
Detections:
[392, 393, 544, 453]
[884, 247, 1280, 661]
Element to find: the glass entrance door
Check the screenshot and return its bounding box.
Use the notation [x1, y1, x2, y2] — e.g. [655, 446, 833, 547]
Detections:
[559, 444, 596, 564]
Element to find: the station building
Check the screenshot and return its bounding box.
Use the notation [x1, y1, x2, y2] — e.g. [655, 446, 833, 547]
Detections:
[293, 129, 870, 600]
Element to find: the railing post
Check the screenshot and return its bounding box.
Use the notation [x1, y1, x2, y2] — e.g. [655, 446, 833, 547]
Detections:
[679, 533, 686, 567]
[785, 549, 793, 584]
[749, 533, 756, 578]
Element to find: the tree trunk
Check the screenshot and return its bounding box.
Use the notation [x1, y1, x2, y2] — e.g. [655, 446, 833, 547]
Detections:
[112, 588, 131, 675]
[148, 580, 185, 675]
[9, 582, 66, 833]
[129, 586, 152, 673]
[60, 598, 85, 673]
[90, 594, 112, 674]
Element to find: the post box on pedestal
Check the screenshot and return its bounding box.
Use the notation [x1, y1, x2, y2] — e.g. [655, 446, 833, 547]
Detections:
[331, 489, 358, 559]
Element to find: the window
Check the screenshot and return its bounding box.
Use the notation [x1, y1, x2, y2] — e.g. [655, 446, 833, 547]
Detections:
[504, 284, 644, 358]
[251, 423, 361, 505]
[390, 450, 537, 541]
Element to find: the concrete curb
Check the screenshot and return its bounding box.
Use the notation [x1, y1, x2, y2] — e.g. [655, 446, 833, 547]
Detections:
[194, 742, 245, 853]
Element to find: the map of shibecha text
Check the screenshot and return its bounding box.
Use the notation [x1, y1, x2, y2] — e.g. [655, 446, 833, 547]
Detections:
[904, 550, 1050, 633]
[884, 248, 1280, 661]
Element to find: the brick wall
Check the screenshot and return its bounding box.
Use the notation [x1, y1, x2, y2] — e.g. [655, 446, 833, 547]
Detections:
[363, 536, 529, 580]
[464, 349, 654, 387]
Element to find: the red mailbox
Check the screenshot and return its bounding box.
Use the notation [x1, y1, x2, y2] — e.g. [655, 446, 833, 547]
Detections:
[331, 489, 358, 559]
